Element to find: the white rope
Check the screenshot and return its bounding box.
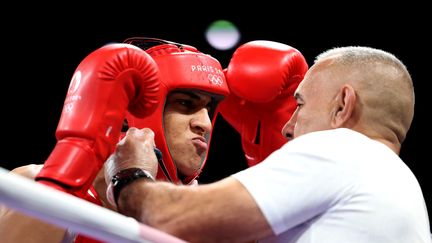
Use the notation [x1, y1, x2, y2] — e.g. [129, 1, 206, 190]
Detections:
[0, 167, 185, 243]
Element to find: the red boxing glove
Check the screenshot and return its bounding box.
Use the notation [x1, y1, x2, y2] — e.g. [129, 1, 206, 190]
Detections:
[218, 40, 308, 166]
[35, 43, 160, 198]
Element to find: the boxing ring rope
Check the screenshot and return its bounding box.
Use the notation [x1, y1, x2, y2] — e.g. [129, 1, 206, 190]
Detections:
[0, 167, 186, 243]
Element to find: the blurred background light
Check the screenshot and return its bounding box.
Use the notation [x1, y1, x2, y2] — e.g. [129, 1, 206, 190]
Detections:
[205, 19, 241, 50]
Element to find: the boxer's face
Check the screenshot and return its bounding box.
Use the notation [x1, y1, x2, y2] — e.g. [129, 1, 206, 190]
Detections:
[163, 90, 214, 178]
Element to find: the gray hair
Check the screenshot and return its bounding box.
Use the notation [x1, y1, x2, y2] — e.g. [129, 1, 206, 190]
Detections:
[316, 46, 415, 144]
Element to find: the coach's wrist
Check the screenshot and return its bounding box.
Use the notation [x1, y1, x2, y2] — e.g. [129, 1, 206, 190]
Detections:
[106, 168, 155, 206]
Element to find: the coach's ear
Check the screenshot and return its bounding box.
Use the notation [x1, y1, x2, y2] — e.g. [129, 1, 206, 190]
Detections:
[332, 84, 356, 128]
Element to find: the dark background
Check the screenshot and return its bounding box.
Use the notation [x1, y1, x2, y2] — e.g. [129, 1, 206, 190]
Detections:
[1, 9, 429, 228]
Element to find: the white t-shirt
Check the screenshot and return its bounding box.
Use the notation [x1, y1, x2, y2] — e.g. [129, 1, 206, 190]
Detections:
[233, 128, 431, 243]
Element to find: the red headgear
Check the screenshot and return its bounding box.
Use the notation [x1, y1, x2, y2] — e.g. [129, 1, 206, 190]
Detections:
[123, 37, 229, 184]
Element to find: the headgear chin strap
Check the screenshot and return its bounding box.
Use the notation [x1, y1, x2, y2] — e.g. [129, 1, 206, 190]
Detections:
[123, 37, 229, 184]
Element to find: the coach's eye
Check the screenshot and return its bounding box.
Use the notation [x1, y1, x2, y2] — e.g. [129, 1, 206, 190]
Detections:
[296, 101, 304, 108]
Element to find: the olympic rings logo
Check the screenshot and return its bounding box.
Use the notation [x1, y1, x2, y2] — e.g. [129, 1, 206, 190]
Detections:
[207, 74, 223, 86]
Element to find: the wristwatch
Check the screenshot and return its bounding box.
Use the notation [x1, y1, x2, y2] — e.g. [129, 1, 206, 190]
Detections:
[111, 168, 155, 204]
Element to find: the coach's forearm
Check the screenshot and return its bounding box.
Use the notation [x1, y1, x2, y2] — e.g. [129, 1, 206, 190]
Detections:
[117, 180, 209, 241]
[116, 177, 273, 242]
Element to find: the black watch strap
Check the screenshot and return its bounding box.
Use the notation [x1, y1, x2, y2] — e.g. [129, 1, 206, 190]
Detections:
[111, 168, 155, 204]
